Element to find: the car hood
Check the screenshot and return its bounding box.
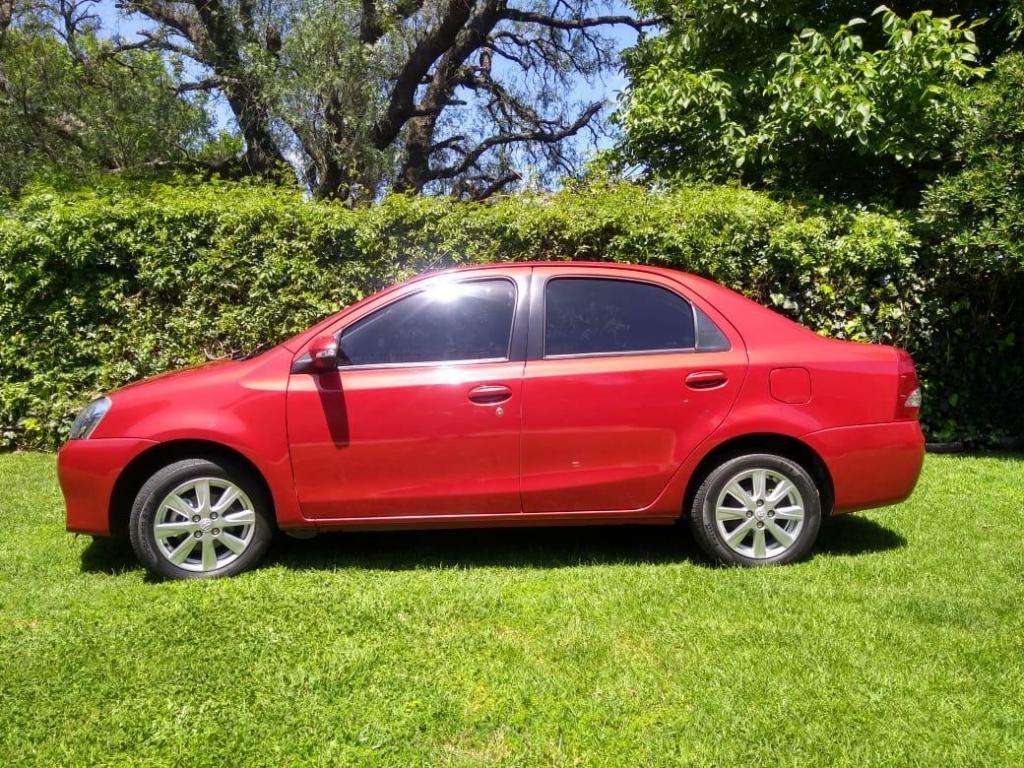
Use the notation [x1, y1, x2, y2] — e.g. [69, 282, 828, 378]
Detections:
[112, 359, 243, 396]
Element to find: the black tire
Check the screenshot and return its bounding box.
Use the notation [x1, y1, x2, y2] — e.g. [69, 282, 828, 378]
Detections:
[128, 458, 273, 580]
[688, 453, 822, 566]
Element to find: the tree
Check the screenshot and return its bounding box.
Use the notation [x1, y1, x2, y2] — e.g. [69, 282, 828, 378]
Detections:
[0, 0, 221, 193]
[115, 0, 663, 201]
[613, 2, 1009, 201]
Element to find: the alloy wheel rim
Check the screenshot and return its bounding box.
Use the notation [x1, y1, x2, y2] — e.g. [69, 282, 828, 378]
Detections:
[153, 478, 256, 572]
[714, 468, 805, 559]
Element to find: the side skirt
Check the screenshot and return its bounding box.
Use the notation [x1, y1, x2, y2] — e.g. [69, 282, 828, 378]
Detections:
[297, 510, 679, 533]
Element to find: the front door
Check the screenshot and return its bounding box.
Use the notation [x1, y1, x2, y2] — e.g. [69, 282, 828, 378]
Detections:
[287, 273, 528, 519]
[521, 268, 745, 513]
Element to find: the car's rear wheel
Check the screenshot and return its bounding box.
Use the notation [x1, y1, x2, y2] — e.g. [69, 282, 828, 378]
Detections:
[689, 453, 822, 566]
[128, 458, 273, 579]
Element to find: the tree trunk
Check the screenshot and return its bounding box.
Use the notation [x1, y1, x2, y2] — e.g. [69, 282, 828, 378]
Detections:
[190, 0, 286, 176]
[221, 82, 285, 177]
[396, 116, 435, 193]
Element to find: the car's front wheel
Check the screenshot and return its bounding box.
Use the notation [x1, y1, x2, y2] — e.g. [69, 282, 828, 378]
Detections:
[128, 458, 274, 579]
[689, 453, 822, 566]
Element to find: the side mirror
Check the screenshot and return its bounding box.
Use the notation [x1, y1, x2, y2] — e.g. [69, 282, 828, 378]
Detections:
[307, 334, 339, 372]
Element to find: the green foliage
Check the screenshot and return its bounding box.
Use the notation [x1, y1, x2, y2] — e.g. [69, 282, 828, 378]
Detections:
[915, 53, 1024, 441]
[0, 23, 216, 193]
[2, 176, 1021, 448]
[615, 4, 988, 198]
[767, 9, 984, 166]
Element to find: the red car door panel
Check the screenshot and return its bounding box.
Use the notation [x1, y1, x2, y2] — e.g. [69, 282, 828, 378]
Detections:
[286, 271, 529, 520]
[287, 362, 523, 518]
[521, 267, 745, 513]
[521, 352, 743, 512]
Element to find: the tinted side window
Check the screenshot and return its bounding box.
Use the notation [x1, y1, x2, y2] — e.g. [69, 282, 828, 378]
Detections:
[339, 279, 516, 365]
[544, 278, 695, 356]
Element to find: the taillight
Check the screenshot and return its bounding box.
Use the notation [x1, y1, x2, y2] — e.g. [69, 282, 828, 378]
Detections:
[895, 348, 921, 420]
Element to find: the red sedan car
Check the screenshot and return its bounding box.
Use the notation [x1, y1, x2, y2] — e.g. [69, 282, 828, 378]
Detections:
[59, 263, 924, 578]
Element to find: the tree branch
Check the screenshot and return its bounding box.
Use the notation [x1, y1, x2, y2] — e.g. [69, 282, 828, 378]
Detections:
[370, 0, 479, 150]
[176, 75, 230, 93]
[1, 0, 15, 38]
[396, 0, 507, 190]
[360, 0, 425, 44]
[428, 100, 602, 181]
[502, 8, 666, 32]
[471, 170, 521, 199]
[359, 0, 378, 42]
[123, 1, 210, 52]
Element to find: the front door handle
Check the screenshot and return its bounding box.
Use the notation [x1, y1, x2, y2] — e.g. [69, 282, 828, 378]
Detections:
[468, 384, 512, 404]
[685, 370, 727, 390]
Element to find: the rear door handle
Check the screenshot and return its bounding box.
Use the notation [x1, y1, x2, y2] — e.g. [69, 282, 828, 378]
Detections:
[468, 384, 512, 404]
[685, 370, 727, 390]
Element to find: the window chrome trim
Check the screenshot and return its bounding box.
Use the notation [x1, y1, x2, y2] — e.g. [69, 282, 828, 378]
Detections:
[335, 357, 511, 372]
[334, 275, 521, 370]
[542, 347, 698, 361]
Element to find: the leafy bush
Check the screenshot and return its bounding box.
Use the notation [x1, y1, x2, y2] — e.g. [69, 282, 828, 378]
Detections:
[915, 53, 1024, 442]
[1, 176, 1020, 448]
[614, 4, 989, 201]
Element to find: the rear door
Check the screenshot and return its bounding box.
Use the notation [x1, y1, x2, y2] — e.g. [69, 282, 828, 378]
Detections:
[287, 269, 529, 519]
[521, 267, 745, 513]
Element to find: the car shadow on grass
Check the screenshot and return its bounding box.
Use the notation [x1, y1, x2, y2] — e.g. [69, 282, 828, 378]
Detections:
[268, 525, 703, 572]
[79, 535, 140, 575]
[79, 514, 906, 576]
[817, 514, 906, 557]
[264, 514, 906, 572]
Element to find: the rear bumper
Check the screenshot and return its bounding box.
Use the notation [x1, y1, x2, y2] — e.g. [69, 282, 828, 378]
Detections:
[57, 438, 156, 536]
[804, 421, 925, 514]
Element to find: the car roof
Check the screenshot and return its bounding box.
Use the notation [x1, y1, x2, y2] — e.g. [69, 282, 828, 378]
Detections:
[281, 262, 687, 351]
[281, 260, 823, 353]
[425, 262, 829, 350]
[427, 260, 681, 275]
[413, 261, 711, 288]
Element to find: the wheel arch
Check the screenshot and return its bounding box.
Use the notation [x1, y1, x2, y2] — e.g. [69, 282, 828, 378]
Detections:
[108, 439, 276, 537]
[682, 433, 834, 519]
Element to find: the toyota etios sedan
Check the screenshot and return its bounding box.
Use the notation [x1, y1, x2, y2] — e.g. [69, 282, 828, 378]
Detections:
[59, 263, 925, 578]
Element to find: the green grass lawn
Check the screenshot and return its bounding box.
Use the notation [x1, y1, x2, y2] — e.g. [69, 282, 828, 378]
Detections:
[1, 452, 1022, 767]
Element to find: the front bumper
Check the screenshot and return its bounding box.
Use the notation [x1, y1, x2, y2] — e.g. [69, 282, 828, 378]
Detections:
[804, 420, 925, 514]
[57, 438, 156, 536]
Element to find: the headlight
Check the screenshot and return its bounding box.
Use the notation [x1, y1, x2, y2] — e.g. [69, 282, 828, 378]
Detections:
[69, 396, 111, 440]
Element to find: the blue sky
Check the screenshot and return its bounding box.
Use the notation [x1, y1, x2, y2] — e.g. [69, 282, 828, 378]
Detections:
[93, 0, 640, 151]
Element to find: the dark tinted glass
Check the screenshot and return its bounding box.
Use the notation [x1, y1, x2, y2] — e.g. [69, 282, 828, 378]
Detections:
[695, 306, 730, 351]
[544, 278, 695, 356]
[339, 279, 516, 365]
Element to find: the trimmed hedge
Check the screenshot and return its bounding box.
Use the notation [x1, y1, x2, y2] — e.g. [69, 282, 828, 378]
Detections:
[1, 178, 1021, 449]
